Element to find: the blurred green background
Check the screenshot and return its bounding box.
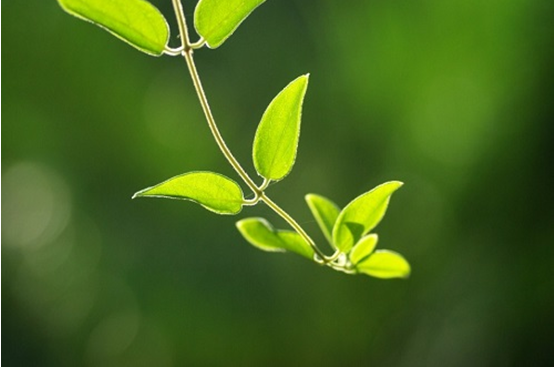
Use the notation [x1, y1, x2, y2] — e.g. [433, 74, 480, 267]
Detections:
[3, 0, 554, 366]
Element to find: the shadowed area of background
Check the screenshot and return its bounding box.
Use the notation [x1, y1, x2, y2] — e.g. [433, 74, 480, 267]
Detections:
[2, 0, 554, 366]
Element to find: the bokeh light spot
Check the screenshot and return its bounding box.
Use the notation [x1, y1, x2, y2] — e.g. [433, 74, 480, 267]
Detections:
[3, 162, 72, 249]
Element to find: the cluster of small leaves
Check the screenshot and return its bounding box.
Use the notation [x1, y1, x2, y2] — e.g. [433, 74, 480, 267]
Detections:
[302, 185, 409, 278]
[58, 0, 410, 279]
[237, 182, 409, 278]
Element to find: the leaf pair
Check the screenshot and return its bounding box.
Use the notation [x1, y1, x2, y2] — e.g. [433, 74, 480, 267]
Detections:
[58, 0, 265, 55]
[132, 74, 307, 211]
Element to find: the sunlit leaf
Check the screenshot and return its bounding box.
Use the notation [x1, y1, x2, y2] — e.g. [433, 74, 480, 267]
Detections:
[253, 75, 309, 181]
[194, 0, 265, 48]
[58, 0, 170, 56]
[356, 250, 410, 279]
[349, 234, 378, 265]
[332, 181, 403, 253]
[236, 217, 314, 259]
[305, 193, 340, 247]
[133, 171, 244, 214]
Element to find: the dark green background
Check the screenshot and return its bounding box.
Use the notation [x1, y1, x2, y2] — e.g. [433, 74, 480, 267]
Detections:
[3, 0, 554, 366]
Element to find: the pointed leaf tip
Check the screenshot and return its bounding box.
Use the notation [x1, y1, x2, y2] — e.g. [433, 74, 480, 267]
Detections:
[133, 171, 244, 214]
[253, 75, 309, 181]
[332, 181, 403, 253]
[58, 0, 170, 56]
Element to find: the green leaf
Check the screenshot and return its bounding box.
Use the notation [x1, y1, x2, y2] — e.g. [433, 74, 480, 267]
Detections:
[356, 250, 411, 279]
[349, 234, 378, 265]
[253, 75, 309, 181]
[58, 0, 169, 56]
[133, 171, 244, 215]
[236, 218, 314, 260]
[332, 181, 403, 253]
[194, 0, 265, 49]
[305, 194, 340, 247]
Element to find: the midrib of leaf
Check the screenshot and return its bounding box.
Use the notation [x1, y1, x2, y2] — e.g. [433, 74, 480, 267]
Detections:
[266, 107, 296, 178]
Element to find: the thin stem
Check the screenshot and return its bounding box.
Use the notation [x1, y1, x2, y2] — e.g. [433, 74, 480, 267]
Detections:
[164, 46, 184, 56]
[326, 249, 343, 262]
[171, 0, 190, 49]
[259, 178, 271, 191]
[170, 0, 334, 263]
[190, 38, 206, 49]
[328, 263, 356, 274]
[171, 0, 259, 194]
[183, 51, 260, 194]
[260, 193, 327, 261]
[242, 198, 261, 206]
[185, 52, 331, 261]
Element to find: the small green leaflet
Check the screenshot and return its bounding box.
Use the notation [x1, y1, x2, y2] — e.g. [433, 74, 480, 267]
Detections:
[57, 0, 169, 56]
[332, 181, 403, 253]
[133, 171, 244, 215]
[195, 0, 265, 48]
[349, 234, 378, 265]
[253, 75, 309, 181]
[356, 250, 411, 279]
[305, 194, 340, 247]
[236, 218, 314, 259]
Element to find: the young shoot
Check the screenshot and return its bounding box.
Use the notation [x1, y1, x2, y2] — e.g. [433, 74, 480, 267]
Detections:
[57, 0, 410, 279]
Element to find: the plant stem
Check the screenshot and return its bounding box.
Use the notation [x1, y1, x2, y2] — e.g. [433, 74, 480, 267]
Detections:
[171, 3, 258, 193]
[170, 0, 331, 263]
[183, 51, 330, 262]
[182, 50, 260, 194]
[260, 193, 328, 261]
[171, 0, 191, 49]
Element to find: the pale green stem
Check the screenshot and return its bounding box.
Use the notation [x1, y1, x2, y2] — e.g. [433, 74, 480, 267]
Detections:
[170, 0, 332, 264]
[329, 263, 356, 274]
[189, 38, 206, 49]
[260, 193, 328, 262]
[164, 46, 184, 56]
[171, 0, 191, 49]
[326, 249, 343, 262]
[171, 1, 257, 193]
[259, 178, 271, 191]
[182, 50, 260, 194]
